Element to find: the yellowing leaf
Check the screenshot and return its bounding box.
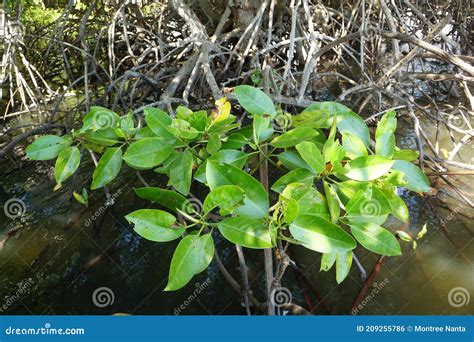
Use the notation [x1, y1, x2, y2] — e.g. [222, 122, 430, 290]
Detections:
[213, 97, 231, 123]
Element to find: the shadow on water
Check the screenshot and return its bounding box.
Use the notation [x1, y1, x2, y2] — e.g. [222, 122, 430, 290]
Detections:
[0, 112, 472, 315]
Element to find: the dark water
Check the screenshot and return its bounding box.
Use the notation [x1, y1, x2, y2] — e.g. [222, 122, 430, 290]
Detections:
[0, 117, 472, 315]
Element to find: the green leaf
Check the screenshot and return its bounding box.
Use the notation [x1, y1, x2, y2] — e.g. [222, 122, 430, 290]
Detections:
[320, 253, 337, 271]
[221, 133, 248, 149]
[375, 132, 395, 158]
[336, 250, 353, 284]
[393, 149, 419, 161]
[397, 230, 412, 242]
[323, 181, 340, 223]
[289, 215, 356, 253]
[134, 188, 187, 212]
[73, 191, 87, 205]
[123, 138, 173, 169]
[91, 147, 122, 189]
[253, 115, 274, 143]
[278, 151, 314, 173]
[270, 128, 319, 148]
[176, 106, 193, 119]
[54, 146, 81, 186]
[168, 119, 199, 140]
[120, 112, 136, 137]
[282, 183, 330, 220]
[271, 168, 314, 193]
[234, 85, 276, 117]
[375, 110, 397, 139]
[165, 234, 214, 291]
[293, 109, 331, 129]
[194, 150, 248, 183]
[218, 217, 274, 248]
[82, 106, 120, 131]
[125, 209, 183, 242]
[350, 223, 401, 256]
[417, 223, 428, 240]
[203, 185, 245, 215]
[296, 141, 325, 174]
[337, 111, 370, 147]
[144, 107, 174, 139]
[342, 133, 367, 159]
[206, 133, 222, 155]
[169, 149, 193, 195]
[26, 135, 71, 160]
[392, 160, 430, 193]
[82, 128, 119, 146]
[206, 161, 269, 218]
[381, 188, 409, 223]
[345, 156, 394, 181]
[188, 110, 207, 132]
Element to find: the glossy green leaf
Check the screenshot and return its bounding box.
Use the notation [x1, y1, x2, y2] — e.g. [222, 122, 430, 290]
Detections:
[296, 141, 325, 174]
[337, 111, 370, 147]
[169, 149, 193, 195]
[123, 138, 173, 169]
[221, 133, 247, 149]
[282, 183, 330, 220]
[393, 149, 419, 161]
[194, 149, 247, 183]
[26, 135, 71, 160]
[289, 215, 356, 253]
[345, 156, 394, 181]
[323, 181, 340, 223]
[91, 147, 122, 189]
[144, 107, 174, 139]
[203, 185, 245, 215]
[392, 160, 430, 193]
[271, 168, 314, 193]
[206, 132, 221, 155]
[375, 110, 397, 139]
[253, 115, 274, 143]
[234, 85, 276, 117]
[168, 119, 199, 140]
[218, 217, 274, 248]
[351, 223, 401, 256]
[336, 250, 353, 284]
[134, 188, 187, 212]
[82, 128, 119, 146]
[165, 234, 214, 291]
[278, 151, 314, 173]
[206, 161, 269, 218]
[293, 109, 331, 128]
[320, 253, 337, 271]
[54, 146, 81, 186]
[270, 128, 318, 148]
[375, 132, 395, 158]
[381, 188, 409, 223]
[342, 133, 367, 159]
[125, 209, 183, 242]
